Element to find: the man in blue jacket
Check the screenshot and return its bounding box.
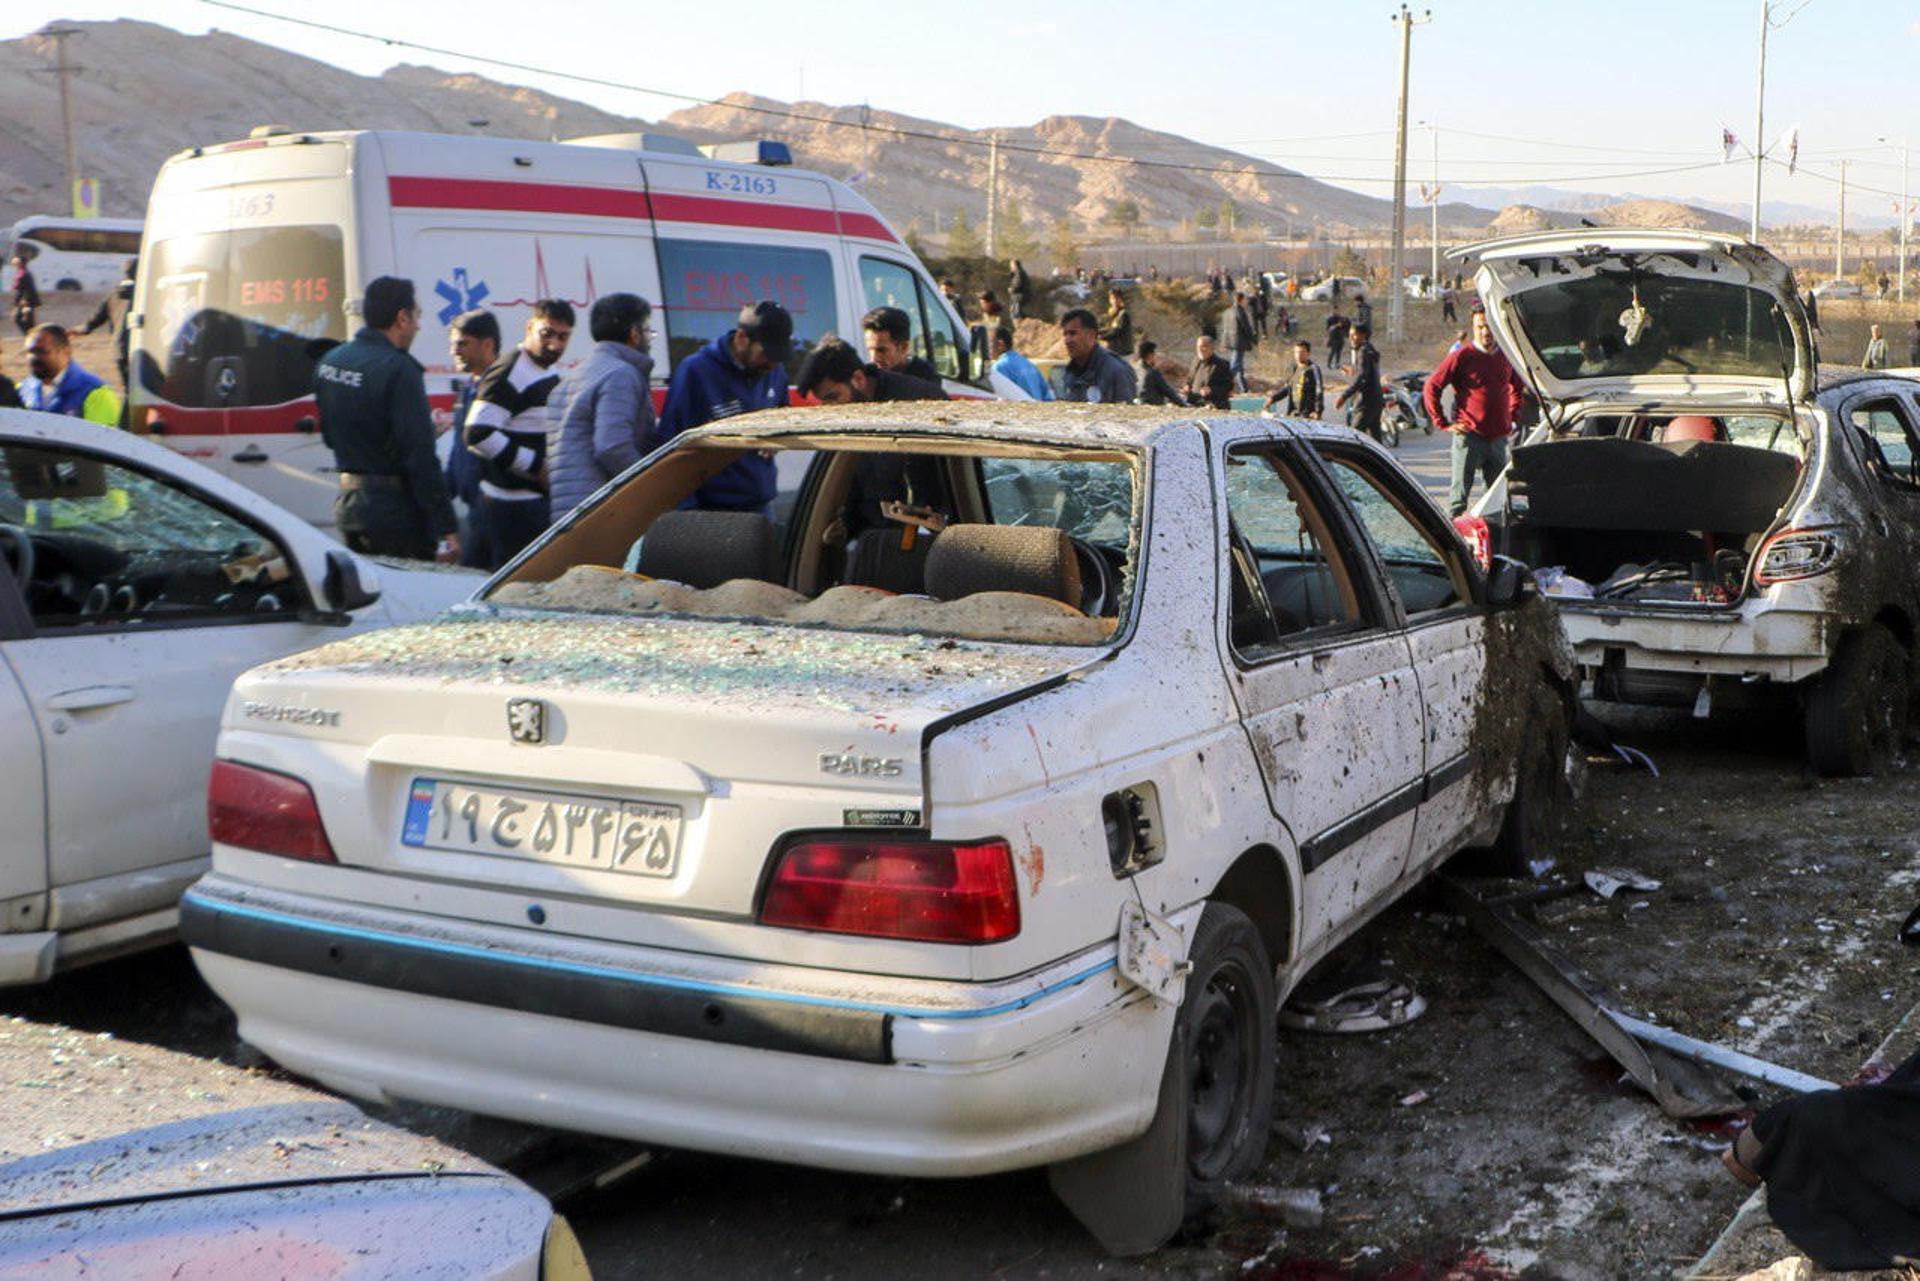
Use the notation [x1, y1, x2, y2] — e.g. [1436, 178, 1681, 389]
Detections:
[657, 301, 792, 512]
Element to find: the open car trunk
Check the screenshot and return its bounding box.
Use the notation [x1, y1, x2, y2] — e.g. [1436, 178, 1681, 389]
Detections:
[1493, 436, 1803, 606]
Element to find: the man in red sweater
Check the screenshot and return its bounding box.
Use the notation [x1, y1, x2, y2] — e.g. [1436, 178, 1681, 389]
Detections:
[1424, 306, 1530, 516]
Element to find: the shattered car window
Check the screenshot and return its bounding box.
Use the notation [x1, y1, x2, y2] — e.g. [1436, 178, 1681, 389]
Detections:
[1512, 275, 1797, 383]
[980, 457, 1132, 545]
[488, 439, 1142, 648]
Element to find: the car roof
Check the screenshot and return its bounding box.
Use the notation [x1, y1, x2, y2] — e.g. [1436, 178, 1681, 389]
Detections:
[683, 401, 1295, 450]
[1815, 365, 1920, 395]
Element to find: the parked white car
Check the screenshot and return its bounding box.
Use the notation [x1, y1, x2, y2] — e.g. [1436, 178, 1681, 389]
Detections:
[1811, 277, 1864, 300]
[1299, 275, 1368, 303]
[184, 402, 1572, 1254]
[0, 409, 477, 983]
[1460, 228, 1920, 775]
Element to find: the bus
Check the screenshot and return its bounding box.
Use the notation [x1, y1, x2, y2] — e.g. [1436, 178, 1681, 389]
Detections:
[6, 216, 144, 292]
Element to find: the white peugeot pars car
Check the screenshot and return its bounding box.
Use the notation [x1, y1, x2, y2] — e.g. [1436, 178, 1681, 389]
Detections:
[183, 403, 1572, 1252]
[0, 409, 475, 983]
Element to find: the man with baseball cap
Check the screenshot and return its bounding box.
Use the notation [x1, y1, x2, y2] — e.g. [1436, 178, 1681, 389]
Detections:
[658, 300, 794, 512]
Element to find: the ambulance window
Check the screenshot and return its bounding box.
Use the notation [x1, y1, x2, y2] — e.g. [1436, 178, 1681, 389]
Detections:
[656, 239, 837, 379]
[133, 225, 346, 412]
[858, 257, 928, 360]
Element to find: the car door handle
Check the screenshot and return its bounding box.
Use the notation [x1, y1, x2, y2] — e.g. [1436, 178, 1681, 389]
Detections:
[46, 685, 136, 712]
[232, 446, 269, 464]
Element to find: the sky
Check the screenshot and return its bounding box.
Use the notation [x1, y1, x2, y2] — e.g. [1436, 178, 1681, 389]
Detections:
[7, 0, 1918, 220]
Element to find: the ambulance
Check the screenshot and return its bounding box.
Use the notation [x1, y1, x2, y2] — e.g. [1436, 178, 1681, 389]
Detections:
[129, 129, 996, 528]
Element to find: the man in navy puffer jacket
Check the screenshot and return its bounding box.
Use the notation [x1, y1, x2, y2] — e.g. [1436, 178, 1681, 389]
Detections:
[656, 301, 792, 512]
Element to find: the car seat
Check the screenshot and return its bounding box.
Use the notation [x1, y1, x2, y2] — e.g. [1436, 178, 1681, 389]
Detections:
[635, 510, 778, 588]
[845, 527, 938, 595]
[924, 524, 1084, 610]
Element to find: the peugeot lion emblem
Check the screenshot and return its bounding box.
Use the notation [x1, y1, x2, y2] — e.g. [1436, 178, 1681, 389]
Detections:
[507, 698, 547, 745]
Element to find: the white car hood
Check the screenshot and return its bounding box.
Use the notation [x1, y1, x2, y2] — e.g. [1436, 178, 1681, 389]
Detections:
[1451, 230, 1814, 407]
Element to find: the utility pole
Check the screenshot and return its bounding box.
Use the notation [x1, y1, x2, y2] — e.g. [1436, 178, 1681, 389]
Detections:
[985, 132, 1000, 258]
[1421, 121, 1440, 293]
[1835, 159, 1847, 281]
[39, 26, 84, 214]
[1387, 6, 1431, 344]
[1751, 0, 1767, 241]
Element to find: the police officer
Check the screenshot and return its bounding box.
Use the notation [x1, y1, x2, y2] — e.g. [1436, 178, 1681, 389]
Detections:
[313, 276, 459, 561]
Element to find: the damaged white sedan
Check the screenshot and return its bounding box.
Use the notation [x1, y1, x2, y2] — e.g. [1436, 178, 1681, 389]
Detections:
[183, 403, 1571, 1253]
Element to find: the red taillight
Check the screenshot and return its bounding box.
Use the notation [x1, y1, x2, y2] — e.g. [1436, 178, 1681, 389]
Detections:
[759, 838, 1020, 944]
[208, 760, 337, 864]
[1453, 514, 1492, 571]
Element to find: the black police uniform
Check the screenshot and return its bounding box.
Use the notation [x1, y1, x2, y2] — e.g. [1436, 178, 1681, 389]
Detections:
[313, 327, 457, 559]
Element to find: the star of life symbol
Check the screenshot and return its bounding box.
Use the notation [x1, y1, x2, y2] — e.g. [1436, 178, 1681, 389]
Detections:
[507, 698, 546, 745]
[434, 267, 491, 324]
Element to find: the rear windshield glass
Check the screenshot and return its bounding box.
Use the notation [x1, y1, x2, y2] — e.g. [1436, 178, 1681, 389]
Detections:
[487, 439, 1140, 647]
[1509, 274, 1797, 383]
[135, 225, 347, 410]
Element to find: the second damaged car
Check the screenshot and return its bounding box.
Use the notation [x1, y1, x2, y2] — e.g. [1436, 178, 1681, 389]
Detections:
[1460, 229, 1920, 775]
[182, 402, 1571, 1253]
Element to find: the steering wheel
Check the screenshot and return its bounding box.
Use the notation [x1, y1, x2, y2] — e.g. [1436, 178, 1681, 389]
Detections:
[1070, 538, 1115, 617]
[0, 523, 34, 589]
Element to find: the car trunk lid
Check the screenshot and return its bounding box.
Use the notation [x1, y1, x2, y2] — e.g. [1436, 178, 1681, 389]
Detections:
[225, 613, 1093, 918]
[1452, 230, 1815, 408]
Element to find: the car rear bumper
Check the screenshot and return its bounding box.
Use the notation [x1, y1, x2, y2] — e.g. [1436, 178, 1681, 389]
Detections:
[1561, 604, 1828, 683]
[183, 876, 1176, 1177]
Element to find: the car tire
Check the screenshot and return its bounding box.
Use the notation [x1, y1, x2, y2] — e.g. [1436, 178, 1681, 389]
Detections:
[1805, 623, 1909, 777]
[1457, 685, 1572, 878]
[1179, 901, 1276, 1219]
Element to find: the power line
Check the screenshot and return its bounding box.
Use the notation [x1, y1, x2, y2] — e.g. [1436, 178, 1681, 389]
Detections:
[195, 0, 1729, 191]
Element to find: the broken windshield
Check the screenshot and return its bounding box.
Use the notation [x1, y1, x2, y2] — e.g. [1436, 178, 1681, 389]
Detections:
[487, 439, 1142, 647]
[1509, 275, 1797, 384]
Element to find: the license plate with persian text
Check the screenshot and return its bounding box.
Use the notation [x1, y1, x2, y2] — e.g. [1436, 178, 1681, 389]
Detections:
[401, 777, 681, 877]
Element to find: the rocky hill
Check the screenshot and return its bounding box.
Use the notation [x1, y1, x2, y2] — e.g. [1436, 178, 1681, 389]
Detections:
[1485, 198, 1748, 236]
[0, 18, 1736, 246]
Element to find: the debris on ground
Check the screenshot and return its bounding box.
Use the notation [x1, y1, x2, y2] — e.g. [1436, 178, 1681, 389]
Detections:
[1583, 867, 1663, 900]
[1230, 1184, 1325, 1229]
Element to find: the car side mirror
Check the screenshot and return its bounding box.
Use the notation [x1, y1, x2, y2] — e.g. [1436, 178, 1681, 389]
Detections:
[322, 548, 381, 614]
[1485, 555, 1535, 610]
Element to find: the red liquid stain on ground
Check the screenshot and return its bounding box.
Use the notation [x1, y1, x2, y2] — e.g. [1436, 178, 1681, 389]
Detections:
[1251, 1248, 1515, 1280]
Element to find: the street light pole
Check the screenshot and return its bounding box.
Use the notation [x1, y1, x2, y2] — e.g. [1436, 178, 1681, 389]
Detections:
[1386, 5, 1431, 344]
[1751, 0, 1768, 241]
[1422, 121, 1440, 293]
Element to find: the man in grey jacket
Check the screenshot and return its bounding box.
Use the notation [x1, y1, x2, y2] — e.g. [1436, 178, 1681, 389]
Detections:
[548, 293, 656, 522]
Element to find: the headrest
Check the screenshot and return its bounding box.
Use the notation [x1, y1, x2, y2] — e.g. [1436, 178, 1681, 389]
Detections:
[635, 510, 777, 588]
[925, 524, 1082, 608]
[1660, 415, 1723, 444]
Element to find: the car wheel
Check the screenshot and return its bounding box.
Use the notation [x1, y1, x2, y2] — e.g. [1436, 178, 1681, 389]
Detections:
[1457, 685, 1572, 878]
[1179, 901, 1276, 1217]
[1047, 900, 1276, 1255]
[1805, 623, 1909, 777]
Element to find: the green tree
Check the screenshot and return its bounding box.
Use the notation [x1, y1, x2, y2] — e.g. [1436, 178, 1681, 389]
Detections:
[999, 197, 1039, 260]
[1194, 204, 1219, 231]
[903, 218, 929, 262]
[1331, 246, 1370, 279]
[1218, 200, 1238, 235]
[1107, 199, 1142, 234]
[1047, 220, 1079, 270]
[946, 208, 983, 258]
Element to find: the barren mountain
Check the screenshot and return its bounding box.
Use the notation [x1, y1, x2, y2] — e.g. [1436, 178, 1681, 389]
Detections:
[0, 18, 1737, 248]
[1486, 198, 1748, 236]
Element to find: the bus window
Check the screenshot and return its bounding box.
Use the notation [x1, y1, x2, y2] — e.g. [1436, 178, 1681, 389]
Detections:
[655, 239, 838, 379]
